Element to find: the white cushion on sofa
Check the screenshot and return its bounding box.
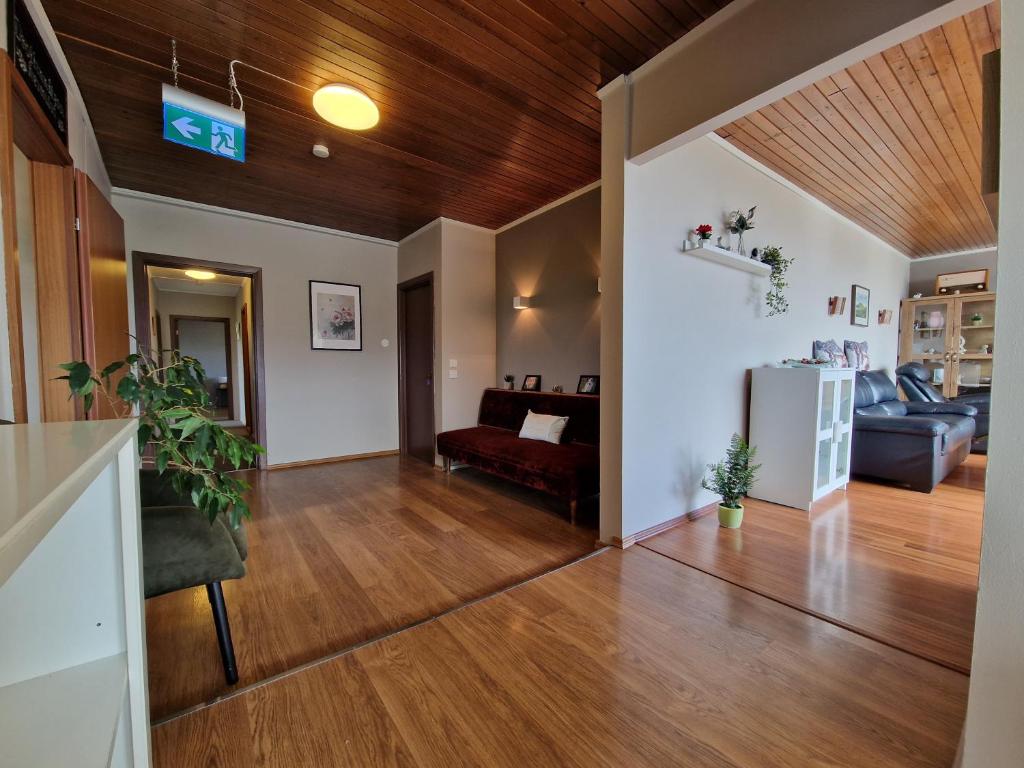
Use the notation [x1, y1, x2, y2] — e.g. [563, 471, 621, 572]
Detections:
[519, 410, 569, 444]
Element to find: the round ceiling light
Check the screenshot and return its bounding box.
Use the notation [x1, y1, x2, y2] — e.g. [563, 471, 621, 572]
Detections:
[185, 269, 216, 281]
[312, 84, 379, 130]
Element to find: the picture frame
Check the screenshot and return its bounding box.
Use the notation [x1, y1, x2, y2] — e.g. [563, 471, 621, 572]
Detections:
[577, 375, 599, 395]
[521, 374, 541, 392]
[309, 280, 362, 351]
[850, 284, 870, 327]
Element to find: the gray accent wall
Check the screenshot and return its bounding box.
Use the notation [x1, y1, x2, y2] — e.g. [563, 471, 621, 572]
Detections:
[908, 250, 998, 296]
[496, 188, 600, 393]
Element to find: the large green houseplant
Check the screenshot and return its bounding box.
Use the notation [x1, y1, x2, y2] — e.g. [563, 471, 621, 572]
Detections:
[701, 433, 760, 529]
[59, 347, 264, 528]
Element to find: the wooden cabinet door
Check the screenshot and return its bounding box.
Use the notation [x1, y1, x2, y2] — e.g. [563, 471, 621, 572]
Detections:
[75, 171, 129, 419]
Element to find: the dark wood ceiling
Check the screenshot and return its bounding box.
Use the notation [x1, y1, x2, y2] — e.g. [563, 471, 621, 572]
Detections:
[43, 0, 732, 241]
[717, 3, 1000, 258]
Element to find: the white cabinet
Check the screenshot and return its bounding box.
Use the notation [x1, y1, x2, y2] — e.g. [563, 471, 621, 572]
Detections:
[0, 420, 150, 768]
[749, 367, 855, 511]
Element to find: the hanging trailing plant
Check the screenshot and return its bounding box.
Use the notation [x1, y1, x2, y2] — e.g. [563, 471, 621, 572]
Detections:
[759, 245, 793, 317]
[57, 346, 264, 528]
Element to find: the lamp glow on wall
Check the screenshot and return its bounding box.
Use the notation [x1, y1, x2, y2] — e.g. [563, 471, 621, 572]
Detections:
[513, 296, 531, 310]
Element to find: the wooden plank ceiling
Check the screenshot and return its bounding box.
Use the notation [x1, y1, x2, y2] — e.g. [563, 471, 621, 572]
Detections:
[717, 3, 1000, 258]
[43, 0, 732, 241]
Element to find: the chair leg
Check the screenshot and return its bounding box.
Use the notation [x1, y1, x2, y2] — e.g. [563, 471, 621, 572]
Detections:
[206, 582, 239, 685]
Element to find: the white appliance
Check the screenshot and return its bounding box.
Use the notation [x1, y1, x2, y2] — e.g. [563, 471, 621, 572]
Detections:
[749, 366, 856, 511]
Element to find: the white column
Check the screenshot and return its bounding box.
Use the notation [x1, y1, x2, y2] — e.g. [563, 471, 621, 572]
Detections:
[960, 0, 1024, 764]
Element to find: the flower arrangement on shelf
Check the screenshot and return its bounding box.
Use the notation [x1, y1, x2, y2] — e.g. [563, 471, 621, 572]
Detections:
[759, 245, 793, 317]
[503, 373, 515, 390]
[726, 206, 756, 255]
[694, 224, 713, 242]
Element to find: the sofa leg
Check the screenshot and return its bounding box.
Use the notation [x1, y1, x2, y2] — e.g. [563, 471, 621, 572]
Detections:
[443, 456, 452, 473]
[569, 499, 578, 526]
[206, 582, 239, 685]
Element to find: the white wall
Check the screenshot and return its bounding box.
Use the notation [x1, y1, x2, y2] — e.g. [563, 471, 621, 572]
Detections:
[620, 134, 909, 538]
[440, 221, 496, 432]
[960, 1, 1024, 764]
[114, 191, 399, 466]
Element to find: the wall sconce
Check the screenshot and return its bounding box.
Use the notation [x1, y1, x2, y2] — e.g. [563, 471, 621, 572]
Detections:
[513, 296, 531, 310]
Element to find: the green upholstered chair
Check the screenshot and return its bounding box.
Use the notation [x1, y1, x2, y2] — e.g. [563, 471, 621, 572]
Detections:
[139, 470, 247, 684]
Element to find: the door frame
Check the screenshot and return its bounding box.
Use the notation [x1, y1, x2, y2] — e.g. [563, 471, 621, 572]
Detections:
[170, 315, 234, 420]
[0, 52, 80, 423]
[132, 251, 268, 469]
[397, 272, 435, 462]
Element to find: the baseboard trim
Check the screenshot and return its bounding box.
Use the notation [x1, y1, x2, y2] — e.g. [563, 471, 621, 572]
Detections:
[268, 449, 399, 470]
[611, 502, 718, 549]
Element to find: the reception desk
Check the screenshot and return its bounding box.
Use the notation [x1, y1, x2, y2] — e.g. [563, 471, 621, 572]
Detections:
[0, 420, 150, 768]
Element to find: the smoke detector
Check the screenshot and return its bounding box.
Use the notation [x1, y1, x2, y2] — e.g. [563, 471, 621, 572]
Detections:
[312, 144, 330, 159]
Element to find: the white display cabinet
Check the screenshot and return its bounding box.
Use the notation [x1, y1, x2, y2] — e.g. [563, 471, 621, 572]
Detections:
[0, 420, 150, 768]
[749, 367, 856, 511]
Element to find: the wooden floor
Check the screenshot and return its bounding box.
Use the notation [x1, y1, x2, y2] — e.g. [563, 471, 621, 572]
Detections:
[145, 456, 596, 719]
[642, 456, 986, 673]
[153, 545, 968, 767]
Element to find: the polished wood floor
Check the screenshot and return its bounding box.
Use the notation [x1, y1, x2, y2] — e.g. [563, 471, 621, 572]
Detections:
[153, 546, 967, 767]
[145, 457, 596, 719]
[642, 456, 986, 673]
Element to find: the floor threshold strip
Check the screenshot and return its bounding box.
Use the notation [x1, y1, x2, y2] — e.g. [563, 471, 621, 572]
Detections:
[152, 545, 611, 728]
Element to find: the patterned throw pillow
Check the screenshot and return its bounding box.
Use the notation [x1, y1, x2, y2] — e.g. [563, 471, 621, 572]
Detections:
[812, 339, 848, 368]
[844, 340, 870, 371]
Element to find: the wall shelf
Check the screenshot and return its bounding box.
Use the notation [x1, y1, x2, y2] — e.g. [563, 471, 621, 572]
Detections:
[686, 244, 770, 276]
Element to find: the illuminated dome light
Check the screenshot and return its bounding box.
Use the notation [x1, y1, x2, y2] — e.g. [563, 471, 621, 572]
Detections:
[185, 269, 216, 281]
[313, 84, 379, 130]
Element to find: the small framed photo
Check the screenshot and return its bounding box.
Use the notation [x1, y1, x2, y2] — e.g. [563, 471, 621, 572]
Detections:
[310, 280, 362, 351]
[851, 284, 870, 327]
[577, 375, 599, 395]
[521, 374, 541, 392]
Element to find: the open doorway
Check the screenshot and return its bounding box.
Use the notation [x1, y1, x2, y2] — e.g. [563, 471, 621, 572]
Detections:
[132, 253, 267, 463]
[397, 273, 435, 464]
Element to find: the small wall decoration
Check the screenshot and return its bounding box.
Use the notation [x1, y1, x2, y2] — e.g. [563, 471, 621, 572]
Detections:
[522, 374, 541, 392]
[877, 309, 894, 325]
[851, 284, 870, 327]
[577, 375, 600, 395]
[309, 280, 362, 350]
[827, 296, 847, 316]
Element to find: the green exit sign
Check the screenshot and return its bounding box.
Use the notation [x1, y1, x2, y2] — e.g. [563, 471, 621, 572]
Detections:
[162, 85, 245, 162]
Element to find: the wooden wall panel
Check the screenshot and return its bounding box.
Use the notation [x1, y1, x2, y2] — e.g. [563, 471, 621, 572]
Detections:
[0, 55, 28, 423]
[76, 171, 129, 420]
[717, 3, 1000, 258]
[31, 162, 81, 422]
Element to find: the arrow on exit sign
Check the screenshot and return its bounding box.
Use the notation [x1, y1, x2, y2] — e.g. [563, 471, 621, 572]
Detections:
[162, 84, 246, 162]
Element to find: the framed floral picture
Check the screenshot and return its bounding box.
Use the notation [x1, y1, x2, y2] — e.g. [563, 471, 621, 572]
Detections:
[309, 280, 362, 351]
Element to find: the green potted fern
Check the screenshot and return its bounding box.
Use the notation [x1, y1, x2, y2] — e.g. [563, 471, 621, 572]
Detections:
[701, 433, 760, 528]
[58, 346, 264, 528]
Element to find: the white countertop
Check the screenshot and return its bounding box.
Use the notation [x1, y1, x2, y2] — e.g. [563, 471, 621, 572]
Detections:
[0, 419, 137, 587]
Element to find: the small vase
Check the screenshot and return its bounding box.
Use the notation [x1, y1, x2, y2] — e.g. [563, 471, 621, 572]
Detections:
[736, 231, 746, 256]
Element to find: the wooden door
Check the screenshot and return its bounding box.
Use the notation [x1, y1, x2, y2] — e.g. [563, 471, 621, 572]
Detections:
[76, 171, 129, 419]
[240, 302, 254, 430]
[398, 275, 435, 464]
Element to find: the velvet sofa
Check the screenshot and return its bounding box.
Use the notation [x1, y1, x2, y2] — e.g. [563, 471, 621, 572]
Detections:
[852, 371, 975, 493]
[436, 389, 599, 524]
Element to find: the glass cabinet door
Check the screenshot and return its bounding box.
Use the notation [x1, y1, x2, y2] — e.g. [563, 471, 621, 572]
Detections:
[956, 295, 995, 397]
[904, 298, 956, 397]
